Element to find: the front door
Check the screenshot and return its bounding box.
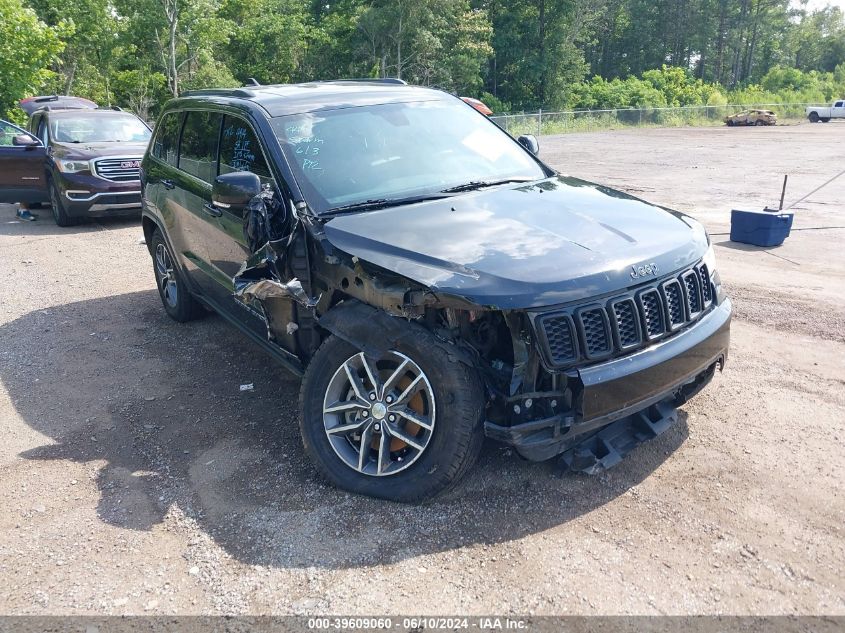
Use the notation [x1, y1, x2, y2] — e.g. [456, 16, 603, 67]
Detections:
[0, 119, 48, 204]
[200, 115, 277, 342]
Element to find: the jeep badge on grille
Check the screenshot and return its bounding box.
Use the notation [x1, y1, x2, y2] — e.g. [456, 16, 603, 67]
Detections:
[630, 262, 659, 279]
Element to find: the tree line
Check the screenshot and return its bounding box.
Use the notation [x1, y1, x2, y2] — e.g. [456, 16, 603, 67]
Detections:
[2, 0, 845, 123]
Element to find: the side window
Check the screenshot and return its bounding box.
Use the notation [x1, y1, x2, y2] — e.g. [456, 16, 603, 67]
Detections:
[179, 111, 222, 183]
[0, 120, 28, 146]
[835, 101, 844, 108]
[152, 112, 182, 167]
[219, 115, 272, 182]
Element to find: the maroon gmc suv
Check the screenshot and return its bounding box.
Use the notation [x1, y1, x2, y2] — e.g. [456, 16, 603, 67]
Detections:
[0, 96, 151, 226]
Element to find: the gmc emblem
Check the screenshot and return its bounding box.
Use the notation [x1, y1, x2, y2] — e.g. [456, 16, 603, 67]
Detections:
[630, 262, 659, 279]
[121, 160, 141, 169]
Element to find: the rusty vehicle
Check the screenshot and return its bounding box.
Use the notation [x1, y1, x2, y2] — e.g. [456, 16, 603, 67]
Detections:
[725, 109, 777, 126]
[140, 79, 731, 502]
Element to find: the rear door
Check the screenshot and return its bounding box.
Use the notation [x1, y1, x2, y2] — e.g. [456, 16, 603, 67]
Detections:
[174, 110, 225, 291]
[148, 110, 221, 292]
[0, 119, 48, 204]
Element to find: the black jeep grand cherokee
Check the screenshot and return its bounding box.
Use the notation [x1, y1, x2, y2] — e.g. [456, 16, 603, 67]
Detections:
[140, 79, 731, 502]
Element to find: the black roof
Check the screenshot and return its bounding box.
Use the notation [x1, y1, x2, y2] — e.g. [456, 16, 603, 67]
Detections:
[178, 80, 451, 117]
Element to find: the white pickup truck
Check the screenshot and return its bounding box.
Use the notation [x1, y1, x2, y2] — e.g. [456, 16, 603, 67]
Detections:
[806, 100, 845, 122]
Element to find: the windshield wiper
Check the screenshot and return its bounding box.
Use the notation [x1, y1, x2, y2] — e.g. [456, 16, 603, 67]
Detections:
[440, 178, 534, 193]
[325, 194, 452, 216]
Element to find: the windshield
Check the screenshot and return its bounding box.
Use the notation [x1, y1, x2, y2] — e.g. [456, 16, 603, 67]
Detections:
[50, 113, 151, 144]
[271, 99, 547, 214]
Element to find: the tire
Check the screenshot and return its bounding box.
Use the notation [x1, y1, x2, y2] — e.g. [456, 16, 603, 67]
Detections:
[755, 120, 766, 126]
[821, 118, 831, 123]
[809, 111, 820, 123]
[49, 179, 77, 227]
[299, 329, 485, 503]
[149, 229, 203, 322]
[726, 120, 735, 127]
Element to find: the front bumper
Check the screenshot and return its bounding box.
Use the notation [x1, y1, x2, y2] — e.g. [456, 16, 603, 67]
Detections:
[56, 172, 142, 217]
[485, 298, 731, 461]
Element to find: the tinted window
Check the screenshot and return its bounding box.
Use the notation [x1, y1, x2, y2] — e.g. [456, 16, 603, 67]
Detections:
[179, 111, 222, 183]
[152, 112, 182, 167]
[219, 116, 271, 181]
[836, 101, 843, 108]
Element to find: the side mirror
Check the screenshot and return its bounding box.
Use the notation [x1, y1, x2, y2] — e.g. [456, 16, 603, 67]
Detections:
[517, 134, 539, 156]
[212, 171, 262, 212]
[13, 134, 41, 148]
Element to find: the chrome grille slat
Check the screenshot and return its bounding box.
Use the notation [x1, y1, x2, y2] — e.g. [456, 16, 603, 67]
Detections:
[94, 157, 141, 182]
[537, 261, 715, 368]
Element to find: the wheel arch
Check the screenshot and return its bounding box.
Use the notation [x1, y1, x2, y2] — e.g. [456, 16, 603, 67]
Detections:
[316, 300, 478, 370]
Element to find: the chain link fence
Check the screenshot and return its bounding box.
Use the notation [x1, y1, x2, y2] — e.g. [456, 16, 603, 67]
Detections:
[491, 103, 814, 136]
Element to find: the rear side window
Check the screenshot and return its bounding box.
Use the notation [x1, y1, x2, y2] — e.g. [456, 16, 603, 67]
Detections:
[152, 112, 182, 167]
[179, 111, 221, 183]
[219, 116, 272, 181]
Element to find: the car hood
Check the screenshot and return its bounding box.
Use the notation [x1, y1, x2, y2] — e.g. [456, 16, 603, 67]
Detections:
[51, 141, 149, 160]
[322, 176, 709, 309]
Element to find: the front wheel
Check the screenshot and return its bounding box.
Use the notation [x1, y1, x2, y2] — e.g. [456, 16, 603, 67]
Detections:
[299, 330, 485, 502]
[821, 118, 831, 123]
[49, 180, 76, 227]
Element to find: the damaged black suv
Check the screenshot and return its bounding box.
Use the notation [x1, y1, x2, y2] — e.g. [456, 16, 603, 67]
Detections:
[140, 80, 731, 502]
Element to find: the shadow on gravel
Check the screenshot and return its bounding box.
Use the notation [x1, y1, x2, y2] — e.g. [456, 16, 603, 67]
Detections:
[0, 203, 139, 237]
[2, 290, 688, 569]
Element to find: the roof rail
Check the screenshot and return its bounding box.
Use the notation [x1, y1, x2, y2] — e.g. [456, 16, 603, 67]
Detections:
[181, 88, 257, 98]
[330, 78, 408, 85]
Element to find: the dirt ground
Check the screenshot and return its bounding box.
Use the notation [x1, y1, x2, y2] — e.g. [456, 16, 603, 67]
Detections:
[1, 123, 843, 616]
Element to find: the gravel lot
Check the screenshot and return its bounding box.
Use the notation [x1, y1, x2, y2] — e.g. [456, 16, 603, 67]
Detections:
[1, 123, 843, 616]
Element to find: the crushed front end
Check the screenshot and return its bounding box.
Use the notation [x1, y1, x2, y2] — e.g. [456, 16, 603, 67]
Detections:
[480, 257, 731, 470]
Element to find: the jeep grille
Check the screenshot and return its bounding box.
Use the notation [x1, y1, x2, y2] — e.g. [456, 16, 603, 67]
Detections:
[535, 262, 714, 369]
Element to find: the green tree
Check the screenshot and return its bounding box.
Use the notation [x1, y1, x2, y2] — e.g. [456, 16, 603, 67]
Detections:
[0, 0, 66, 121]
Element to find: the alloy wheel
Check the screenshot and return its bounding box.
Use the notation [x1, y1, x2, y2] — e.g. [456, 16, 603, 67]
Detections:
[322, 351, 436, 476]
[154, 242, 179, 308]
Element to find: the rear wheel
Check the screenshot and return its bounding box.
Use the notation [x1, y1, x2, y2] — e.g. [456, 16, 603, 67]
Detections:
[299, 329, 485, 502]
[49, 180, 76, 227]
[726, 120, 734, 127]
[150, 229, 203, 322]
[755, 120, 766, 126]
[809, 111, 820, 123]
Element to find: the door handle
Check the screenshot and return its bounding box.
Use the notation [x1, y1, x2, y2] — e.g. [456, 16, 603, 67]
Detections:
[162, 179, 176, 190]
[203, 202, 222, 217]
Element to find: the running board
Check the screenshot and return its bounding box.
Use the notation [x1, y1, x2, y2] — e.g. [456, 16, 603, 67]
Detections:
[559, 401, 678, 475]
